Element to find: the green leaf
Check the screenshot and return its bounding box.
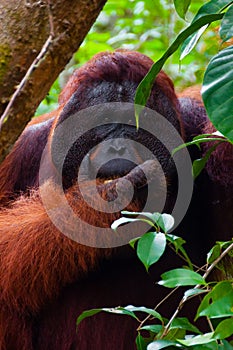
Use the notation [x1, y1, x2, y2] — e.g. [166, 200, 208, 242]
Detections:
[191, 0, 231, 20]
[121, 211, 174, 232]
[180, 25, 207, 60]
[206, 240, 233, 266]
[166, 234, 193, 269]
[184, 288, 208, 299]
[137, 232, 166, 271]
[178, 332, 214, 346]
[163, 328, 186, 341]
[180, 0, 231, 59]
[196, 281, 233, 319]
[158, 268, 206, 288]
[76, 308, 105, 326]
[192, 158, 208, 178]
[213, 318, 233, 339]
[123, 305, 163, 321]
[220, 340, 233, 349]
[170, 317, 201, 334]
[140, 324, 163, 333]
[207, 243, 221, 264]
[158, 213, 175, 232]
[134, 12, 223, 125]
[129, 237, 140, 249]
[202, 45, 233, 142]
[192, 344, 219, 349]
[111, 216, 153, 230]
[77, 305, 149, 327]
[104, 306, 138, 318]
[136, 333, 147, 350]
[147, 340, 181, 349]
[192, 141, 222, 179]
[121, 211, 161, 228]
[174, 0, 191, 19]
[220, 4, 233, 42]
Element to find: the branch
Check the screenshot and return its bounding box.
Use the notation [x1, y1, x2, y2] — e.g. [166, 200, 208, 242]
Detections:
[161, 241, 233, 337]
[0, 0, 54, 130]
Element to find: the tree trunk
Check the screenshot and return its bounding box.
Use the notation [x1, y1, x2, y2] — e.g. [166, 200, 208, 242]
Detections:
[0, 0, 107, 162]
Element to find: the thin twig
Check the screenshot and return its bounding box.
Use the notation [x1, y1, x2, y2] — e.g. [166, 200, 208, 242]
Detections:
[137, 242, 207, 331]
[0, 0, 54, 130]
[137, 287, 179, 331]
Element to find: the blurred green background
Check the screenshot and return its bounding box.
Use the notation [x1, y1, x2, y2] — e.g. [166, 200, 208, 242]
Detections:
[36, 0, 222, 116]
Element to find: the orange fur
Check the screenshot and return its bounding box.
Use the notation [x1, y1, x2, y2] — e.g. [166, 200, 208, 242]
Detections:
[0, 180, 114, 349]
[0, 50, 232, 349]
[178, 85, 202, 101]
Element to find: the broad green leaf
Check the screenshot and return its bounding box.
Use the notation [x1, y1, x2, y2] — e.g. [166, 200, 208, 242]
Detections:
[158, 213, 175, 232]
[163, 328, 186, 341]
[207, 243, 221, 264]
[192, 141, 222, 179]
[220, 340, 233, 349]
[220, 4, 233, 42]
[111, 216, 153, 230]
[123, 305, 163, 321]
[147, 340, 181, 349]
[121, 211, 174, 232]
[191, 0, 231, 20]
[77, 308, 105, 326]
[135, 13, 223, 125]
[202, 45, 233, 142]
[178, 332, 214, 346]
[140, 324, 163, 333]
[170, 317, 201, 334]
[181, 0, 231, 59]
[180, 25, 207, 60]
[166, 234, 193, 269]
[137, 232, 166, 271]
[174, 0, 191, 19]
[213, 318, 233, 339]
[192, 344, 218, 349]
[209, 240, 233, 274]
[129, 237, 140, 249]
[206, 240, 233, 266]
[136, 333, 147, 350]
[120, 211, 162, 228]
[184, 288, 208, 298]
[158, 268, 206, 288]
[121, 211, 161, 228]
[166, 234, 186, 249]
[77, 305, 147, 327]
[102, 306, 138, 318]
[196, 281, 233, 319]
[192, 138, 227, 178]
[192, 157, 209, 178]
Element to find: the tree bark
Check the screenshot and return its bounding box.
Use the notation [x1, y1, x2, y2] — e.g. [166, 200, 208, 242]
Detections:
[0, 0, 107, 162]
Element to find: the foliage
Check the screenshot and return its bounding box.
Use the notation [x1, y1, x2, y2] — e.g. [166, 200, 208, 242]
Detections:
[75, 1, 233, 348]
[36, 0, 220, 115]
[134, 0, 233, 175]
[78, 211, 233, 349]
[172, 133, 227, 179]
[135, 0, 233, 144]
